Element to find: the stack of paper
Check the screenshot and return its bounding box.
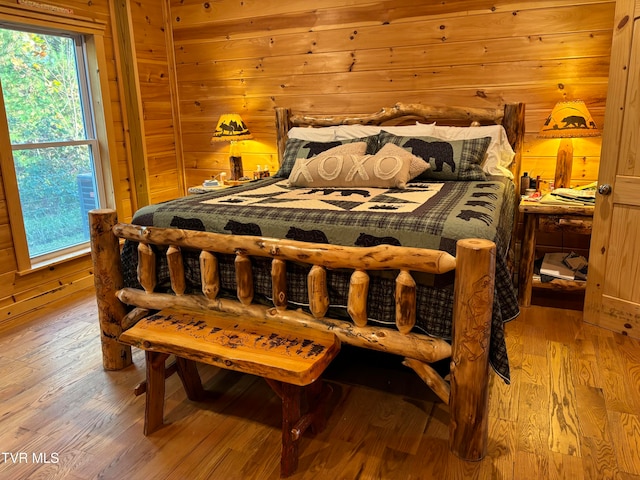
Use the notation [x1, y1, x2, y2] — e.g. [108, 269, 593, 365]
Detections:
[539, 187, 596, 206]
[540, 252, 588, 281]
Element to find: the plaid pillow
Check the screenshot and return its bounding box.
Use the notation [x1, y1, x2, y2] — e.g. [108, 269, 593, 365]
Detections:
[275, 135, 379, 178]
[377, 132, 491, 181]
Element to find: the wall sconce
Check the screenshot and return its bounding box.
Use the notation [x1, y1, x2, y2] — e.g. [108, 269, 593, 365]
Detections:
[210, 113, 253, 180]
[538, 100, 601, 189]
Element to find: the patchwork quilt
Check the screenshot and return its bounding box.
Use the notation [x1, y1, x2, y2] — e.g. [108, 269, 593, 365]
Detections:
[122, 177, 519, 382]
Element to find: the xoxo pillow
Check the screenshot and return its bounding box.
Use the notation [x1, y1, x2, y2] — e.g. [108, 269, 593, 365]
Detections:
[288, 142, 429, 189]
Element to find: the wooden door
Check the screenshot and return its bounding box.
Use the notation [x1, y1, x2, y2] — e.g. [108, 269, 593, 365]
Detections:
[584, 0, 640, 336]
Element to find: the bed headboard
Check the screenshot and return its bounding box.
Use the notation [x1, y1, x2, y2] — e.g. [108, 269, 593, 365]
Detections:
[274, 102, 525, 184]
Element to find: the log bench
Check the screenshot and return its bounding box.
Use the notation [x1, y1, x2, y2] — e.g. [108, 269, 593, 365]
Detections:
[119, 308, 340, 477]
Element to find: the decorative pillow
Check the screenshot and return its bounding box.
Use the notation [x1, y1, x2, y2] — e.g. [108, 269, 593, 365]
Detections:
[288, 142, 426, 189]
[275, 136, 378, 178]
[377, 132, 490, 181]
[424, 124, 515, 178]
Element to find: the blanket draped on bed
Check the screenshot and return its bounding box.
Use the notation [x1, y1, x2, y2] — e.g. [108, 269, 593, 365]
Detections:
[121, 177, 519, 382]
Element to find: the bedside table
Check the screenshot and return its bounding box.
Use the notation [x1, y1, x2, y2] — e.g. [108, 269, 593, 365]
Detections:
[518, 200, 595, 307]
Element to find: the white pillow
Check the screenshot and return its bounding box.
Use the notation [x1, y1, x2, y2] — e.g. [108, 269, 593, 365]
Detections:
[289, 123, 438, 142]
[334, 122, 436, 140]
[420, 123, 515, 178]
[287, 126, 339, 142]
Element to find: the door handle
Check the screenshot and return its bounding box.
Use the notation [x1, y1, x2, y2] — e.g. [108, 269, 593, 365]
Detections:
[598, 184, 612, 195]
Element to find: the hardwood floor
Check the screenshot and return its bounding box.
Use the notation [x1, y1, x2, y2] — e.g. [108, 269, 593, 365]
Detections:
[1, 288, 639, 479]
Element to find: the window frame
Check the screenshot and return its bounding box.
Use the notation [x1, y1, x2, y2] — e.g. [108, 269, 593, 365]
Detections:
[0, 6, 120, 273]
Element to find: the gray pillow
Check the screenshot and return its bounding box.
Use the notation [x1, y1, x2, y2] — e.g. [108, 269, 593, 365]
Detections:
[377, 132, 491, 181]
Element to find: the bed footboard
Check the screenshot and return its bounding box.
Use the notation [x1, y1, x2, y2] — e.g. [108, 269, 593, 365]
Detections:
[89, 209, 496, 461]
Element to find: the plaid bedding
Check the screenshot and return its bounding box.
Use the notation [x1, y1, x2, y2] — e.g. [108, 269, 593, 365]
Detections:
[121, 177, 519, 382]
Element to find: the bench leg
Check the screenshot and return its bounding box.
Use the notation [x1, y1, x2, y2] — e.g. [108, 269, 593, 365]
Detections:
[265, 379, 334, 477]
[280, 383, 302, 478]
[144, 351, 170, 435]
[307, 380, 328, 435]
[175, 357, 206, 401]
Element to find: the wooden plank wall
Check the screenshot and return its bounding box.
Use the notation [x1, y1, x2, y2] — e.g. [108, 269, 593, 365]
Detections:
[169, 0, 614, 189]
[0, 0, 134, 322]
[124, 0, 184, 205]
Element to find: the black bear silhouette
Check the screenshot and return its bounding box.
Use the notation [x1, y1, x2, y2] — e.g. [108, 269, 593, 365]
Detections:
[306, 188, 371, 197]
[285, 226, 329, 243]
[170, 216, 206, 231]
[562, 115, 587, 128]
[403, 138, 455, 172]
[355, 232, 401, 247]
[224, 219, 262, 236]
[303, 141, 342, 158]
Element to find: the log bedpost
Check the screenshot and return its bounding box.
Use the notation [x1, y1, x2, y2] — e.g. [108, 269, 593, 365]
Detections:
[275, 107, 291, 166]
[449, 238, 496, 461]
[89, 209, 132, 371]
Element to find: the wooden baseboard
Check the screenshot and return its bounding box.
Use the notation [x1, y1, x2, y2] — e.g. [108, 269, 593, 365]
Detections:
[0, 274, 95, 330]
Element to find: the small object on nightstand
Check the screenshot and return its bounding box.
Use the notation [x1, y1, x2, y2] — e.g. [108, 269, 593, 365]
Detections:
[520, 171, 530, 196]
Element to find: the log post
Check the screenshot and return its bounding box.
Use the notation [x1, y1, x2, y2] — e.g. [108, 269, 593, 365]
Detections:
[308, 265, 329, 318]
[275, 107, 292, 164]
[395, 270, 416, 334]
[167, 245, 186, 295]
[137, 243, 156, 293]
[89, 209, 132, 371]
[449, 238, 495, 461]
[272, 258, 288, 311]
[347, 269, 369, 327]
[200, 251, 220, 299]
[235, 254, 254, 305]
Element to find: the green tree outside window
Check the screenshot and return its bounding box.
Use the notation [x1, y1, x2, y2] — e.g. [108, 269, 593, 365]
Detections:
[0, 27, 99, 258]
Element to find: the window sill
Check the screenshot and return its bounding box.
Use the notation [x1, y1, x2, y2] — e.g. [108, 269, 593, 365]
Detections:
[17, 246, 92, 277]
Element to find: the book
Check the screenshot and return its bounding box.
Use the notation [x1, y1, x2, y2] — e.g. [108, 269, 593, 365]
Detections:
[540, 253, 574, 280]
[540, 252, 588, 281]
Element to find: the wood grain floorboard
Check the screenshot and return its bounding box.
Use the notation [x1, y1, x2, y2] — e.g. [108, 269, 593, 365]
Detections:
[1, 288, 640, 479]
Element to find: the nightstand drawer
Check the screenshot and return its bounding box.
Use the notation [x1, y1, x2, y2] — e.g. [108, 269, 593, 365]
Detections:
[538, 215, 593, 235]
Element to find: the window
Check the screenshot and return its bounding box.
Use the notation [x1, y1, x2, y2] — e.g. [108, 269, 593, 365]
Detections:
[0, 25, 105, 263]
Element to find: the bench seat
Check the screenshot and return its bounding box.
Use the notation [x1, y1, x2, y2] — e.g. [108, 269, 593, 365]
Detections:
[119, 308, 341, 477]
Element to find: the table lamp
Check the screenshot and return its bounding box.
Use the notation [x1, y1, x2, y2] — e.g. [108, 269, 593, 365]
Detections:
[210, 113, 253, 180]
[538, 100, 600, 189]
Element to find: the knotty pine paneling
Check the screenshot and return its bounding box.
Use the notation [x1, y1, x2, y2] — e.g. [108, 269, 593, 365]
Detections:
[0, 0, 134, 324]
[169, 0, 614, 187]
[126, 0, 184, 203]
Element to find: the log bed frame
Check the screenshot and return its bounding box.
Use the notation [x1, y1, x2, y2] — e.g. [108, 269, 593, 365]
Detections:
[90, 102, 524, 462]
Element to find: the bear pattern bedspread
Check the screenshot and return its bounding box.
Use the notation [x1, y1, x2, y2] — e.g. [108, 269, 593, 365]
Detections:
[121, 176, 519, 382]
